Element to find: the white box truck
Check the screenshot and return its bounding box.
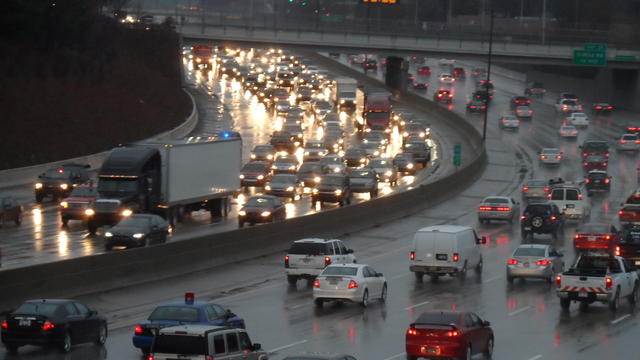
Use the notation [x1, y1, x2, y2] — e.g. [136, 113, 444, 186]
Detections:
[335, 77, 358, 110]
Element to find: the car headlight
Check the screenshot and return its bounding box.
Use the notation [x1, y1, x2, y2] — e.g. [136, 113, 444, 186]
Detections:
[340, 100, 345, 104]
[286, 186, 294, 191]
[374, 151, 380, 156]
[407, 163, 414, 169]
[267, 154, 273, 159]
[333, 167, 341, 173]
[334, 189, 343, 195]
[272, 165, 277, 170]
[265, 185, 271, 190]
[250, 154, 256, 159]
[305, 151, 310, 156]
[221, 66, 226, 70]
[238, 210, 246, 216]
[257, 175, 264, 180]
[60, 183, 69, 190]
[314, 176, 321, 183]
[85, 208, 95, 216]
[121, 209, 133, 217]
[403, 132, 409, 137]
[239, 174, 245, 179]
[261, 211, 271, 217]
[419, 132, 425, 137]
[385, 170, 393, 177]
[312, 188, 319, 194]
[133, 233, 145, 239]
[196, 58, 202, 63]
[60, 201, 68, 208]
[360, 158, 366, 163]
[105, 232, 113, 238]
[35, 182, 43, 189]
[289, 165, 296, 170]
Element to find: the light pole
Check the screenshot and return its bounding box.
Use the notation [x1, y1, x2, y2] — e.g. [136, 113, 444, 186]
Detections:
[482, 3, 494, 142]
[541, 0, 547, 44]
[519, 0, 524, 28]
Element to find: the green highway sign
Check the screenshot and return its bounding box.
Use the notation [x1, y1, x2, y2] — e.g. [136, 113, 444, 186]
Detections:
[614, 55, 636, 62]
[584, 43, 607, 52]
[453, 144, 461, 167]
[573, 50, 607, 67]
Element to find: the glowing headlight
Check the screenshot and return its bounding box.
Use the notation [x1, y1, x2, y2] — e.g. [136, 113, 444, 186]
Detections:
[265, 185, 271, 190]
[257, 175, 264, 180]
[60, 201, 68, 208]
[333, 167, 341, 173]
[374, 151, 380, 156]
[238, 210, 246, 216]
[338, 139, 344, 144]
[133, 233, 144, 239]
[121, 209, 133, 217]
[403, 132, 409, 137]
[312, 188, 319, 194]
[419, 132, 425, 137]
[85, 208, 95, 216]
[196, 58, 202, 63]
[272, 165, 277, 170]
[60, 183, 69, 190]
[340, 100, 345, 104]
[305, 151, 310, 155]
[400, 121, 406, 126]
[289, 165, 296, 170]
[286, 186, 294, 191]
[221, 67, 226, 70]
[267, 154, 273, 159]
[250, 154, 256, 159]
[407, 163, 414, 169]
[314, 177, 321, 183]
[239, 174, 245, 179]
[363, 139, 369, 143]
[105, 232, 113, 238]
[385, 170, 393, 177]
[35, 182, 43, 189]
[261, 211, 271, 217]
[360, 158, 366, 163]
[334, 189, 343, 195]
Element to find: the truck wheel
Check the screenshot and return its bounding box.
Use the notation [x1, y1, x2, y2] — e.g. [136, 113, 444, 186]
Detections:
[414, 272, 424, 282]
[628, 282, 639, 306]
[609, 287, 621, 312]
[507, 275, 515, 283]
[475, 257, 483, 274]
[560, 297, 571, 310]
[458, 262, 467, 281]
[238, 221, 244, 228]
[88, 222, 97, 235]
[287, 275, 298, 286]
[35, 193, 44, 203]
[314, 298, 323, 308]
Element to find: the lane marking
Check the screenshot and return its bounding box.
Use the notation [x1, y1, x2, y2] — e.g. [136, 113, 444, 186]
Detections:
[383, 352, 406, 360]
[527, 355, 543, 360]
[610, 314, 631, 325]
[404, 300, 430, 311]
[482, 275, 503, 283]
[508, 306, 532, 316]
[268, 339, 308, 354]
[389, 273, 409, 280]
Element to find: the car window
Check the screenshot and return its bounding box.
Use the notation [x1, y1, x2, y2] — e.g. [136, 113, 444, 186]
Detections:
[469, 313, 482, 327]
[238, 332, 252, 350]
[226, 333, 240, 353]
[64, 303, 79, 316]
[338, 241, 348, 255]
[326, 243, 335, 255]
[550, 189, 564, 200]
[322, 266, 358, 276]
[205, 306, 219, 321]
[74, 302, 89, 316]
[464, 314, 474, 328]
[212, 304, 227, 318]
[14, 303, 60, 317]
[333, 242, 344, 255]
[289, 243, 328, 255]
[566, 189, 579, 201]
[213, 334, 226, 355]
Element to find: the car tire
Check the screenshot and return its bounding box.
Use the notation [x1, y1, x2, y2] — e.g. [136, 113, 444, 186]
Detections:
[5, 344, 19, 354]
[60, 331, 72, 353]
[460, 345, 472, 360]
[414, 272, 424, 282]
[88, 221, 97, 235]
[314, 298, 323, 308]
[560, 297, 571, 310]
[238, 221, 244, 228]
[287, 275, 298, 286]
[628, 282, 639, 306]
[483, 337, 494, 358]
[507, 275, 514, 283]
[458, 262, 467, 281]
[61, 216, 69, 227]
[35, 193, 44, 203]
[475, 257, 483, 274]
[406, 356, 418, 360]
[548, 270, 555, 284]
[96, 323, 108, 345]
[380, 283, 387, 303]
[361, 290, 369, 308]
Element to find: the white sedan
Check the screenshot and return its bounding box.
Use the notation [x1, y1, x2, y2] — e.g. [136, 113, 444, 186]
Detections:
[619, 133, 640, 152]
[313, 264, 387, 308]
[499, 115, 520, 130]
[438, 73, 455, 83]
[566, 112, 589, 127]
[559, 125, 579, 138]
[538, 148, 563, 165]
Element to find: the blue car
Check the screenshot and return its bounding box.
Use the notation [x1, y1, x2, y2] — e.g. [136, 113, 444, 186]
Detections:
[132, 293, 245, 355]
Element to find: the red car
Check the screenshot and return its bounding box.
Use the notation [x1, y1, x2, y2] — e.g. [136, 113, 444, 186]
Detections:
[574, 223, 620, 253]
[406, 311, 493, 360]
[59, 185, 97, 227]
[417, 66, 432, 75]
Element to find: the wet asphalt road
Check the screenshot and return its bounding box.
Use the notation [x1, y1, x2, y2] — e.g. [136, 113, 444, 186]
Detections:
[1, 51, 639, 359]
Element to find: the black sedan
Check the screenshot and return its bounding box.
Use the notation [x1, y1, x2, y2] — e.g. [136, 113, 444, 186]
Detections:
[393, 153, 417, 174]
[238, 195, 286, 227]
[466, 99, 487, 113]
[582, 155, 608, 171]
[297, 163, 323, 188]
[250, 144, 276, 163]
[270, 131, 296, 154]
[1, 299, 107, 353]
[312, 174, 351, 207]
[585, 170, 611, 193]
[104, 214, 169, 250]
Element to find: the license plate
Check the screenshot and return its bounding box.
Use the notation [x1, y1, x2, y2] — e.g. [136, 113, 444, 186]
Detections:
[302, 258, 310, 263]
[578, 292, 588, 298]
[594, 180, 601, 183]
[566, 204, 575, 208]
[524, 227, 531, 231]
[436, 254, 447, 261]
[588, 236, 596, 241]
[18, 319, 31, 326]
[328, 279, 338, 285]
[523, 262, 530, 268]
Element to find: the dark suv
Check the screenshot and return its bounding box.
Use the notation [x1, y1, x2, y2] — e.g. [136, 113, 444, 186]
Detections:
[521, 202, 564, 239]
[585, 170, 611, 193]
[34, 163, 91, 203]
[311, 174, 351, 207]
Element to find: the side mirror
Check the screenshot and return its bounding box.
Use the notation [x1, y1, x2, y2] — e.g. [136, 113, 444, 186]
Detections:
[88, 310, 97, 317]
[483, 320, 491, 327]
[476, 236, 487, 245]
[226, 309, 235, 318]
[376, 272, 383, 277]
[558, 252, 564, 257]
[252, 343, 262, 351]
[347, 249, 354, 254]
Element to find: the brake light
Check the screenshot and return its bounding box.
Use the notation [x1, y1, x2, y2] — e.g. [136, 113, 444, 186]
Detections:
[615, 246, 621, 256]
[453, 253, 459, 262]
[41, 320, 55, 331]
[410, 251, 415, 260]
[135, 325, 143, 334]
[635, 140, 640, 144]
[507, 258, 519, 265]
[605, 277, 613, 290]
[578, 194, 583, 199]
[481, 105, 486, 109]
[284, 255, 290, 268]
[583, 162, 588, 166]
[536, 260, 551, 266]
[556, 275, 562, 288]
[446, 331, 460, 336]
[324, 256, 331, 266]
[621, 140, 627, 144]
[544, 187, 550, 191]
[1, 321, 7, 329]
[585, 178, 590, 183]
[583, 153, 588, 157]
[479, 206, 492, 211]
[148, 356, 154, 360]
[551, 216, 557, 221]
[313, 279, 320, 288]
[541, 155, 547, 159]
[605, 235, 611, 240]
[522, 186, 529, 191]
[497, 207, 511, 212]
[603, 162, 607, 167]
[407, 329, 418, 336]
[520, 215, 526, 220]
[605, 153, 610, 157]
[348, 280, 358, 289]
[555, 155, 561, 159]
[619, 210, 624, 215]
[604, 178, 610, 183]
[595, 106, 602, 110]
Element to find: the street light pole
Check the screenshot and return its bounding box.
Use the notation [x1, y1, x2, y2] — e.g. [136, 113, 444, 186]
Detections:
[482, 3, 494, 142]
[541, 0, 546, 44]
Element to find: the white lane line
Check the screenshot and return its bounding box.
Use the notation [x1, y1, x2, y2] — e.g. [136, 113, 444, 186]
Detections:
[389, 273, 409, 280]
[610, 314, 631, 325]
[482, 275, 503, 283]
[268, 339, 308, 354]
[526, 355, 543, 360]
[508, 306, 532, 316]
[404, 300, 431, 311]
[383, 352, 406, 360]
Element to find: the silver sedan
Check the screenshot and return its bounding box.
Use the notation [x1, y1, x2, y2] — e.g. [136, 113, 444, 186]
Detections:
[477, 196, 519, 223]
[313, 264, 387, 308]
[506, 244, 564, 283]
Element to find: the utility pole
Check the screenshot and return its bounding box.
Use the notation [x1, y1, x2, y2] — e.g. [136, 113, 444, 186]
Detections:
[519, 0, 524, 28]
[482, 3, 494, 142]
[448, 0, 453, 25]
[541, 0, 547, 44]
[481, 0, 486, 29]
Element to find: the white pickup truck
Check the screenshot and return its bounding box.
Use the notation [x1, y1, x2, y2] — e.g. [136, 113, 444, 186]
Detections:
[556, 255, 639, 311]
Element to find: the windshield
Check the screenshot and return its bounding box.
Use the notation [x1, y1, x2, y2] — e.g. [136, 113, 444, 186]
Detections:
[299, 164, 320, 173]
[589, 172, 607, 180]
[626, 195, 640, 204]
[369, 159, 391, 167]
[193, 49, 211, 57]
[153, 334, 207, 355]
[320, 176, 344, 185]
[484, 197, 508, 204]
[321, 157, 341, 164]
[288, 242, 330, 255]
[254, 146, 273, 153]
[340, 91, 355, 98]
[350, 170, 373, 178]
[69, 187, 96, 197]
[148, 306, 200, 322]
[622, 229, 640, 243]
[98, 178, 137, 194]
[117, 216, 151, 228]
[415, 313, 460, 326]
[541, 149, 559, 154]
[579, 224, 609, 233]
[14, 303, 60, 317]
[242, 163, 266, 172]
[526, 180, 547, 186]
[346, 149, 365, 157]
[526, 205, 552, 215]
[514, 247, 546, 257]
[366, 112, 389, 121]
[270, 175, 295, 184]
[246, 197, 274, 207]
[42, 170, 69, 179]
[322, 266, 358, 276]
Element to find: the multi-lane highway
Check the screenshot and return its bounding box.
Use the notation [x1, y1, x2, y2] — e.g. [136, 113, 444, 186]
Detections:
[2, 45, 639, 360]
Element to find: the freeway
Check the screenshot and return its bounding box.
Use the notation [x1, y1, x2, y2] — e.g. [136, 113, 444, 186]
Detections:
[0, 48, 450, 269]
[1, 51, 639, 359]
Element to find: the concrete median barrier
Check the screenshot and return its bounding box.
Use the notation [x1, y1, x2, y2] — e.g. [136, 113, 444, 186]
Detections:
[0, 89, 198, 188]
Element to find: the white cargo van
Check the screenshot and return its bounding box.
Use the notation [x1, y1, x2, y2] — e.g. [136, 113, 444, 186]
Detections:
[409, 225, 486, 281]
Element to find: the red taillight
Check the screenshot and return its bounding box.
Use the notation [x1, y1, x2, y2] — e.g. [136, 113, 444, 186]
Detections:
[574, 234, 581, 239]
[453, 253, 459, 262]
[481, 105, 486, 109]
[479, 206, 492, 211]
[544, 187, 550, 192]
[603, 162, 607, 167]
[446, 331, 460, 336]
[555, 155, 561, 159]
[605, 277, 613, 290]
[520, 215, 526, 220]
[635, 140, 640, 144]
[619, 210, 624, 215]
[578, 194, 583, 199]
[541, 155, 547, 159]
[1, 320, 8, 329]
[284, 255, 290, 268]
[313, 279, 320, 288]
[595, 106, 602, 110]
[605, 153, 610, 157]
[607, 106, 613, 110]
[135, 325, 143, 334]
[621, 140, 627, 144]
[148, 356, 154, 360]
[324, 256, 331, 266]
[470, 106, 476, 109]
[605, 235, 611, 240]
[348, 280, 358, 289]
[536, 260, 551, 266]
[42, 320, 55, 331]
[561, 131, 566, 133]
[583, 162, 588, 166]
[556, 275, 562, 288]
[604, 178, 610, 183]
[583, 153, 588, 157]
[407, 329, 418, 336]
[615, 246, 621, 256]
[507, 258, 518, 265]
[585, 178, 590, 183]
[497, 207, 511, 212]
[551, 216, 557, 221]
[522, 186, 529, 191]
[410, 251, 415, 260]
